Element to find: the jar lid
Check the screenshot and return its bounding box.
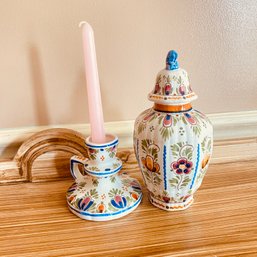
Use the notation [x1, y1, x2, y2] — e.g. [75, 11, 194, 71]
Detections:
[148, 50, 197, 105]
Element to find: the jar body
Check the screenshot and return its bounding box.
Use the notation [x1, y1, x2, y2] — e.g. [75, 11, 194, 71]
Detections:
[133, 106, 213, 211]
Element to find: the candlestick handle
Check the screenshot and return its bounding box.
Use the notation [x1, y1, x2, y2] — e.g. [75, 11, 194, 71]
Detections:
[70, 156, 88, 181]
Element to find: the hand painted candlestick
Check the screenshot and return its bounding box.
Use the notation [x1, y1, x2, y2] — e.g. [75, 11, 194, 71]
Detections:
[80, 21, 106, 144]
[67, 134, 142, 221]
[66, 23, 142, 221]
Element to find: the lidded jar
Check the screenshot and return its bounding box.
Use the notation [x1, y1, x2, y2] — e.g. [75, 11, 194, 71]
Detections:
[133, 50, 213, 211]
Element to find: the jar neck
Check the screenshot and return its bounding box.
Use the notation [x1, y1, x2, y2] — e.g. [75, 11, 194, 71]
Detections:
[154, 103, 192, 113]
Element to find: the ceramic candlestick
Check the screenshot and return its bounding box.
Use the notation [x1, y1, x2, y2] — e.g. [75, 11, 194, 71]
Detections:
[66, 133, 142, 221]
[133, 50, 213, 211]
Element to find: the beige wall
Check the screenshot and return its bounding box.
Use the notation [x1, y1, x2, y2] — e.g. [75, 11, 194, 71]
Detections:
[0, 0, 257, 128]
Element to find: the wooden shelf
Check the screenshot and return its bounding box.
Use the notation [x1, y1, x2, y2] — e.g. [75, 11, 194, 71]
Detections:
[1, 159, 257, 256]
[1, 129, 257, 256]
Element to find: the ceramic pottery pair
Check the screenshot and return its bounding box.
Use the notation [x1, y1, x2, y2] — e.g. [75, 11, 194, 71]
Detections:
[67, 50, 213, 220]
[133, 50, 213, 211]
[66, 134, 142, 221]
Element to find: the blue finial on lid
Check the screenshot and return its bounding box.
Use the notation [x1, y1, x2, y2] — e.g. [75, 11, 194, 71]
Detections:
[166, 50, 179, 70]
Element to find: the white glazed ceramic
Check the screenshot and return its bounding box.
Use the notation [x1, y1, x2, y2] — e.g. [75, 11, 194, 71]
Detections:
[66, 134, 142, 221]
[133, 50, 213, 211]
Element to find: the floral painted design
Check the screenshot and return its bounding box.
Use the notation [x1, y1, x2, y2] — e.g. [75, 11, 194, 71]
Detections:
[183, 113, 197, 125]
[107, 188, 131, 211]
[171, 142, 193, 160]
[152, 74, 190, 97]
[67, 179, 142, 216]
[77, 197, 94, 211]
[67, 182, 78, 194]
[137, 109, 156, 134]
[87, 148, 99, 160]
[154, 75, 162, 94]
[173, 75, 187, 95]
[130, 180, 142, 194]
[171, 158, 193, 175]
[169, 143, 194, 190]
[142, 155, 160, 173]
[154, 191, 192, 205]
[120, 178, 141, 201]
[67, 188, 98, 212]
[157, 114, 173, 141]
[179, 84, 186, 95]
[111, 195, 127, 209]
[169, 174, 191, 191]
[162, 190, 171, 203]
[110, 175, 116, 183]
[130, 192, 139, 201]
[196, 136, 212, 183]
[92, 178, 99, 187]
[181, 112, 202, 136]
[97, 202, 106, 213]
[112, 162, 120, 169]
[85, 165, 100, 172]
[141, 139, 162, 186]
[164, 76, 172, 95]
[163, 114, 172, 127]
[141, 139, 160, 174]
[106, 145, 117, 158]
[130, 180, 141, 200]
[202, 155, 210, 169]
[136, 109, 209, 140]
[201, 136, 212, 169]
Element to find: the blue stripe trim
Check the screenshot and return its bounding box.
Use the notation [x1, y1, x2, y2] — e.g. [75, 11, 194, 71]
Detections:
[190, 144, 200, 189]
[68, 194, 142, 217]
[163, 145, 167, 190]
[85, 166, 122, 176]
[137, 139, 147, 186]
[86, 139, 119, 149]
[136, 139, 139, 162]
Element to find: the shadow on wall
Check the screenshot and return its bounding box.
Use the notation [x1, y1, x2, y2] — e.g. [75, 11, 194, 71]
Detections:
[100, 78, 123, 122]
[71, 69, 88, 124]
[29, 45, 50, 126]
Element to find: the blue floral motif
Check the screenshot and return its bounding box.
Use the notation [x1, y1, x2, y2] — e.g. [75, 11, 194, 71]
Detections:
[67, 183, 77, 193]
[184, 112, 197, 125]
[163, 114, 172, 127]
[78, 197, 94, 211]
[111, 195, 127, 209]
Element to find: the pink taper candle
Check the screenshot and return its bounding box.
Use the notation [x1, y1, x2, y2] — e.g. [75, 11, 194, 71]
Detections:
[80, 21, 106, 143]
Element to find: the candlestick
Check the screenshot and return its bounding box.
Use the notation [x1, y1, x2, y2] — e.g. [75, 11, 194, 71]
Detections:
[66, 22, 143, 221]
[80, 21, 106, 144]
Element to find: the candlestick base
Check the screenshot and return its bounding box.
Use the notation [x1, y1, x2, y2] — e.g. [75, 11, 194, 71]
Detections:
[66, 134, 143, 221]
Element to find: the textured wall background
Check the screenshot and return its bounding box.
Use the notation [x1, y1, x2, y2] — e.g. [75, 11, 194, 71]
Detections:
[0, 0, 257, 128]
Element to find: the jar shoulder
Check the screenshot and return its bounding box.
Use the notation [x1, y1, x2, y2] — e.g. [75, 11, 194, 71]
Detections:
[134, 107, 213, 142]
[135, 107, 212, 126]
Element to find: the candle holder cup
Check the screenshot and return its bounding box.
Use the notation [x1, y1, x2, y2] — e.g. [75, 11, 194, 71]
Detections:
[66, 133, 142, 221]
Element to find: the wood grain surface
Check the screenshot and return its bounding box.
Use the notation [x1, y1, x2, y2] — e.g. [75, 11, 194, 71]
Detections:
[1, 159, 257, 256]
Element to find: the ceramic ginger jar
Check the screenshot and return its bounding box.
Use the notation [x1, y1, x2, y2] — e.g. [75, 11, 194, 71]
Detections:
[133, 50, 213, 211]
